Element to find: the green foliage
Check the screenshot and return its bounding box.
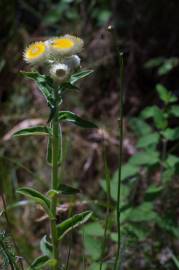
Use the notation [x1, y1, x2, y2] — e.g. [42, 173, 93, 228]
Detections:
[13, 68, 96, 270]
[69, 70, 94, 84]
[40, 236, 53, 258]
[0, 231, 18, 270]
[57, 211, 93, 240]
[47, 184, 80, 198]
[21, 71, 54, 109]
[83, 81, 179, 268]
[145, 57, 179, 75]
[13, 126, 52, 137]
[42, 0, 81, 26]
[129, 150, 159, 166]
[129, 117, 152, 136]
[156, 84, 177, 103]
[16, 187, 51, 217]
[58, 111, 97, 128]
[170, 105, 179, 117]
[27, 255, 56, 270]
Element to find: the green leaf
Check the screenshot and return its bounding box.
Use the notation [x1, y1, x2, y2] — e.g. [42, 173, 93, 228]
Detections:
[83, 235, 101, 260]
[57, 211, 93, 240]
[129, 151, 159, 166]
[156, 84, 170, 103]
[162, 128, 179, 141]
[157, 216, 179, 238]
[58, 111, 97, 128]
[170, 105, 179, 117]
[82, 228, 102, 260]
[102, 171, 136, 203]
[125, 223, 150, 241]
[122, 202, 157, 222]
[144, 184, 163, 201]
[158, 57, 179, 76]
[40, 236, 52, 258]
[12, 126, 52, 137]
[69, 70, 93, 84]
[165, 154, 179, 167]
[137, 133, 160, 148]
[88, 262, 107, 270]
[129, 118, 152, 136]
[144, 57, 165, 69]
[112, 164, 139, 182]
[163, 168, 175, 183]
[141, 105, 158, 119]
[21, 71, 54, 107]
[60, 82, 79, 92]
[153, 107, 168, 129]
[17, 187, 51, 216]
[81, 222, 104, 237]
[28, 255, 56, 270]
[58, 184, 80, 195]
[48, 185, 80, 198]
[171, 254, 179, 269]
[156, 84, 177, 103]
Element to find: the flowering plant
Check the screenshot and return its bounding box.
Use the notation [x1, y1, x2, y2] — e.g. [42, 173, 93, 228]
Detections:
[13, 35, 97, 270]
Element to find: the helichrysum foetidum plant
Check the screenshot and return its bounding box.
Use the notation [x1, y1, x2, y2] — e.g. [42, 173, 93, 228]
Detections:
[12, 34, 97, 270]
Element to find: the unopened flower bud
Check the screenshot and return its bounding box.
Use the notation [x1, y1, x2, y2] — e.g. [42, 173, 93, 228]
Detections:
[50, 63, 70, 83]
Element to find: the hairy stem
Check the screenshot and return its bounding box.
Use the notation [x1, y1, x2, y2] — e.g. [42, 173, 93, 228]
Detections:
[113, 52, 124, 270]
[50, 88, 60, 270]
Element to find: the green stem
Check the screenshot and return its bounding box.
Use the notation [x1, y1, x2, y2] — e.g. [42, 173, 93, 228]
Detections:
[50, 89, 60, 270]
[99, 148, 111, 270]
[113, 52, 124, 270]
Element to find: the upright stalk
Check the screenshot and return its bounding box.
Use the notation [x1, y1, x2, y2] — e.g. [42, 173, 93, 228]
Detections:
[99, 148, 111, 270]
[113, 52, 124, 270]
[50, 88, 60, 270]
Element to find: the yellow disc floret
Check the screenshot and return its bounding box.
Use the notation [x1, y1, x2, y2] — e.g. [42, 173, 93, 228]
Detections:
[24, 42, 47, 65]
[64, 34, 84, 54]
[52, 38, 74, 50]
[49, 35, 84, 57]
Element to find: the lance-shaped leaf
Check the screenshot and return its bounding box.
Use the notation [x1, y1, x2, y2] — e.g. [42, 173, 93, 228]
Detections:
[28, 255, 57, 270]
[12, 126, 52, 137]
[47, 184, 80, 198]
[57, 210, 93, 240]
[40, 236, 53, 258]
[58, 111, 97, 128]
[69, 70, 94, 84]
[17, 187, 51, 217]
[58, 184, 80, 195]
[21, 71, 54, 107]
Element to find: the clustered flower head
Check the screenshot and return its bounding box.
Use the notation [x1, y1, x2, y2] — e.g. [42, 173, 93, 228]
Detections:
[23, 35, 84, 83]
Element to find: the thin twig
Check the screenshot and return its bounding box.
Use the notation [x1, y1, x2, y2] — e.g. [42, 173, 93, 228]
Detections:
[113, 52, 124, 270]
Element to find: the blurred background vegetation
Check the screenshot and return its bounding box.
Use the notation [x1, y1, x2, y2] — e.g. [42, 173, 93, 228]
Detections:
[1, 0, 179, 269]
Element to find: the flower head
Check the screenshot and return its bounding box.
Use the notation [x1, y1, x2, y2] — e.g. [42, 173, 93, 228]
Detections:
[49, 63, 70, 83]
[63, 34, 84, 54]
[49, 35, 84, 57]
[63, 55, 81, 71]
[23, 42, 47, 65]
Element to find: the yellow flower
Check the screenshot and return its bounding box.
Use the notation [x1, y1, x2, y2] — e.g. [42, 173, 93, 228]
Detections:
[64, 34, 84, 53]
[24, 42, 47, 65]
[50, 35, 84, 57]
